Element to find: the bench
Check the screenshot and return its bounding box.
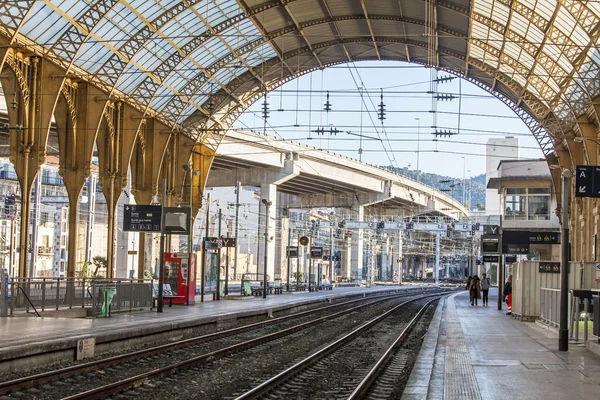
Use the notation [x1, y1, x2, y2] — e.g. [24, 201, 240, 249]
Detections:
[319, 283, 333, 291]
[273, 278, 283, 294]
[152, 284, 184, 307]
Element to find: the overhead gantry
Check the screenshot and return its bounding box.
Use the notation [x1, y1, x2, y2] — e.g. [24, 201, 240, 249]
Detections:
[1, 1, 600, 276]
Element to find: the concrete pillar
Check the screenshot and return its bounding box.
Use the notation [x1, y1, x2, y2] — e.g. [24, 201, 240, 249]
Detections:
[381, 235, 390, 281]
[260, 183, 277, 282]
[351, 205, 364, 284]
[340, 235, 352, 280]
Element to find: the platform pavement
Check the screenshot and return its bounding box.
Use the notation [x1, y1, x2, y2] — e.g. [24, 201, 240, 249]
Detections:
[402, 288, 600, 400]
[0, 285, 419, 365]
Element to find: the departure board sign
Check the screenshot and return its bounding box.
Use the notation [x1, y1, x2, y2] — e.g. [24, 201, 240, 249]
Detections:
[123, 205, 162, 232]
[482, 255, 499, 263]
[310, 247, 323, 258]
[539, 262, 560, 273]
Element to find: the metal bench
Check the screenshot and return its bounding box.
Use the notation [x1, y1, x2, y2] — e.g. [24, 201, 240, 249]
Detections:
[152, 284, 184, 307]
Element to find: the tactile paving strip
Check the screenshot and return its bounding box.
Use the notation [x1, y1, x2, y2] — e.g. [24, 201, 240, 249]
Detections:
[443, 298, 482, 400]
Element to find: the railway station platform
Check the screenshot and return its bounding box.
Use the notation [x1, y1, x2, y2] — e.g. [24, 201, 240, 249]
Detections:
[402, 289, 600, 400]
[0, 284, 424, 373]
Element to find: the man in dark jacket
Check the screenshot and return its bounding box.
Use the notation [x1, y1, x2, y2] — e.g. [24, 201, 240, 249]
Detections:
[480, 273, 491, 306]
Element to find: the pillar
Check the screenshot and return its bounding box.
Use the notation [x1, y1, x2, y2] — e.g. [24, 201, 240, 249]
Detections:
[260, 183, 276, 282]
[351, 205, 364, 284]
[340, 234, 351, 280]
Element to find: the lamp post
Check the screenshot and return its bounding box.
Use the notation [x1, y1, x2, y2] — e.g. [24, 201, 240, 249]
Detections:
[559, 168, 572, 351]
[261, 199, 272, 299]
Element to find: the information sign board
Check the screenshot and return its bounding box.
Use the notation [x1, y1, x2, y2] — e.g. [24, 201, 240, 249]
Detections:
[575, 165, 600, 198]
[482, 255, 499, 263]
[538, 261, 560, 273]
[310, 247, 323, 258]
[123, 205, 162, 232]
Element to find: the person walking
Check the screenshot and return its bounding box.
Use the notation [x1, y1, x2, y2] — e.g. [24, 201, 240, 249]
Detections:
[469, 275, 482, 306]
[466, 275, 472, 291]
[503, 275, 513, 315]
[480, 273, 491, 306]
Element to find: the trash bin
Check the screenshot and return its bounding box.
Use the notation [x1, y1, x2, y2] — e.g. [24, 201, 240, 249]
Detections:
[99, 287, 117, 317]
[219, 280, 225, 297]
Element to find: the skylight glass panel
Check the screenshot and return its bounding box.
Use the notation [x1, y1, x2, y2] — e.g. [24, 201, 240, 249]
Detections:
[490, 2, 509, 26]
[214, 68, 234, 85]
[94, 21, 130, 45]
[59, 0, 88, 20]
[190, 45, 216, 66]
[129, 0, 164, 19]
[151, 86, 175, 110]
[179, 104, 199, 124]
[20, 3, 60, 47]
[108, 3, 145, 35]
[216, 0, 241, 17]
[133, 47, 164, 71]
[532, 0, 555, 21]
[510, 13, 531, 38]
[164, 71, 188, 91]
[220, 25, 250, 49]
[178, 59, 198, 79]
[25, 10, 69, 45]
[116, 65, 147, 93]
[74, 40, 113, 72]
[470, 44, 485, 61]
[473, 0, 492, 18]
[553, 7, 576, 36]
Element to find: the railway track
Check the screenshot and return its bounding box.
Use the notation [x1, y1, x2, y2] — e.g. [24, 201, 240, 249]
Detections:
[0, 288, 449, 399]
[233, 296, 439, 400]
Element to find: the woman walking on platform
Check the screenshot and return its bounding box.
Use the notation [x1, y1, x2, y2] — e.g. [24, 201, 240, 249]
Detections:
[469, 275, 482, 306]
[504, 275, 513, 315]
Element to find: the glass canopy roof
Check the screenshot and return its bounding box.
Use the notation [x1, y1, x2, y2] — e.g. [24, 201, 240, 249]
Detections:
[1, 0, 599, 156]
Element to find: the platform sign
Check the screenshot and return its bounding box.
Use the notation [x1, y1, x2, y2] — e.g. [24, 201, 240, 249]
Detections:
[575, 165, 600, 198]
[505, 255, 517, 263]
[123, 205, 162, 232]
[503, 244, 530, 254]
[539, 262, 560, 274]
[287, 246, 299, 258]
[596, 264, 600, 282]
[76, 338, 96, 361]
[483, 255, 499, 263]
[529, 232, 560, 244]
[310, 247, 323, 259]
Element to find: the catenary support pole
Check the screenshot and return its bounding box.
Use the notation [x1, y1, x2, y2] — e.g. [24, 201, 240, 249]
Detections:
[233, 181, 241, 281]
[559, 169, 571, 351]
[287, 226, 292, 292]
[216, 208, 222, 301]
[157, 178, 166, 313]
[262, 199, 271, 299]
[435, 232, 440, 286]
[497, 216, 504, 311]
[200, 193, 210, 303]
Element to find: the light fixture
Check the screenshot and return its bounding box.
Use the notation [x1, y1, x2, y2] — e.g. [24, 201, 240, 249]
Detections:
[549, 164, 560, 170]
[573, 136, 584, 143]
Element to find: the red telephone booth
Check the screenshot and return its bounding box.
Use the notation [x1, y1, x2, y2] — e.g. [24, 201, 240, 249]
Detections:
[163, 253, 196, 304]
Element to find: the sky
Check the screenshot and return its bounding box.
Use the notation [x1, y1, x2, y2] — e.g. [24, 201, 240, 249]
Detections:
[235, 61, 544, 180]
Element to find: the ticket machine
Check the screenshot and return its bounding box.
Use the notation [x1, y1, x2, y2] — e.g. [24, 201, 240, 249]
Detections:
[163, 253, 196, 304]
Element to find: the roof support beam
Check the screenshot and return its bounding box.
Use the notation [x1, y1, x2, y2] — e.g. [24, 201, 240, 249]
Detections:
[359, 0, 381, 60]
[280, 3, 324, 68]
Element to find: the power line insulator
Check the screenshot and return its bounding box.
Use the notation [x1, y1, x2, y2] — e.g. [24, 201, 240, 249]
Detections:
[378, 89, 386, 123]
[324, 90, 332, 112]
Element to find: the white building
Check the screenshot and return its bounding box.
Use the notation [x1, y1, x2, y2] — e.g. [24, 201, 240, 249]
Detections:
[485, 137, 520, 214]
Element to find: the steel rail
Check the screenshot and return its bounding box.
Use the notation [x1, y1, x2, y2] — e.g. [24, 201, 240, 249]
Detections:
[0, 290, 422, 395]
[346, 297, 440, 399]
[232, 294, 443, 400]
[61, 291, 448, 400]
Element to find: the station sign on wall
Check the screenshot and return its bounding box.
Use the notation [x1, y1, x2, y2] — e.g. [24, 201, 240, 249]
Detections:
[539, 262, 560, 273]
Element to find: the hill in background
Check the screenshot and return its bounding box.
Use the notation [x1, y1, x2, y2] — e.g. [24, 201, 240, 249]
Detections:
[385, 167, 486, 210]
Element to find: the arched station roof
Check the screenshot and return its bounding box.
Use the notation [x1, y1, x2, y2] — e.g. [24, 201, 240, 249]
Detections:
[1, 0, 600, 162]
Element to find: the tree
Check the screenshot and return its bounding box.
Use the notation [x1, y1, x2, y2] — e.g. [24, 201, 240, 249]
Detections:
[92, 256, 107, 278]
[476, 203, 485, 211]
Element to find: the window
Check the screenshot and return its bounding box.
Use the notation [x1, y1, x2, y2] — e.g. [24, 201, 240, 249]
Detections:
[504, 188, 550, 221]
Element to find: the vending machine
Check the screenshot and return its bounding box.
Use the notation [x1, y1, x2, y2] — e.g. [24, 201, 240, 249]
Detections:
[163, 253, 197, 304]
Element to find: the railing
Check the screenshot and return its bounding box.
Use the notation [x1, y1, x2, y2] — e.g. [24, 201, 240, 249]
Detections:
[89, 279, 153, 317]
[540, 288, 561, 327]
[5, 277, 153, 316]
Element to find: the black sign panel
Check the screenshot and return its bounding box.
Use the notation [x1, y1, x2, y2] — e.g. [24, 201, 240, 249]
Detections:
[483, 255, 499, 263]
[287, 246, 299, 258]
[310, 247, 323, 258]
[505, 255, 517, 263]
[482, 240, 499, 253]
[539, 261, 560, 273]
[502, 230, 530, 245]
[204, 237, 237, 248]
[503, 243, 530, 254]
[575, 165, 600, 198]
[529, 232, 560, 244]
[483, 225, 500, 235]
[123, 205, 162, 232]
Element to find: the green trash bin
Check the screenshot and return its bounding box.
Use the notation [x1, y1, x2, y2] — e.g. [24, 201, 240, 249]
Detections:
[219, 280, 225, 297]
[99, 287, 117, 317]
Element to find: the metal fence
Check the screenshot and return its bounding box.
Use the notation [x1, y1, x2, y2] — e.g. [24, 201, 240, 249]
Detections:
[5, 277, 153, 316]
[89, 279, 153, 316]
[539, 288, 561, 327]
